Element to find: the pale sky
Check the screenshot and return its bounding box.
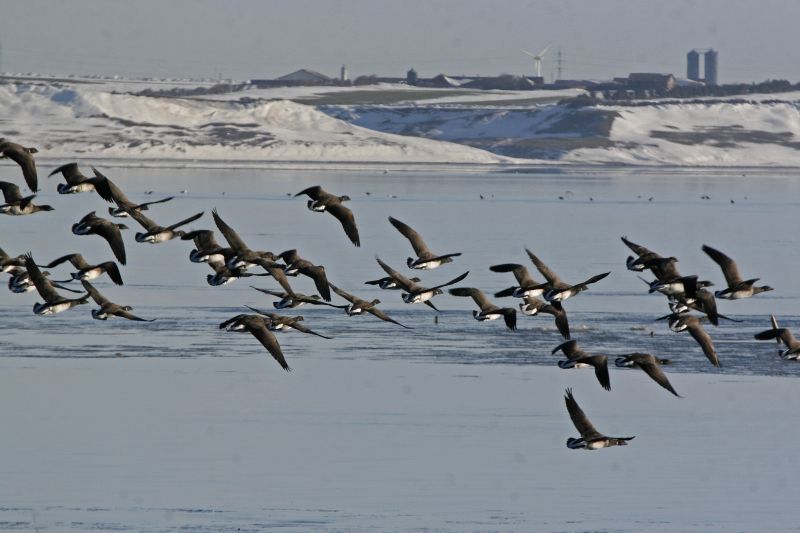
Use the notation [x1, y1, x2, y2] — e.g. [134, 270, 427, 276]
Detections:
[1, 0, 798, 83]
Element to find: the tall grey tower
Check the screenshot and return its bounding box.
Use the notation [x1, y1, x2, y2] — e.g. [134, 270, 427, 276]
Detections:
[687, 50, 700, 81]
[704, 49, 718, 86]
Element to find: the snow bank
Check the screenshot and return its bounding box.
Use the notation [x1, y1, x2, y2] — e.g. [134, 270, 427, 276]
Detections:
[0, 83, 515, 164]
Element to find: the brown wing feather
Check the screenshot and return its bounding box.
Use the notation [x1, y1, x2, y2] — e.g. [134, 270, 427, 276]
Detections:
[212, 208, 249, 253]
[247, 319, 290, 370]
[702, 244, 743, 287]
[375, 257, 416, 291]
[165, 211, 204, 232]
[24, 253, 63, 303]
[686, 319, 720, 367]
[448, 287, 495, 312]
[2, 143, 38, 191]
[367, 306, 412, 329]
[635, 355, 680, 396]
[327, 203, 360, 246]
[80, 280, 111, 306]
[388, 217, 430, 256]
[564, 389, 604, 440]
[525, 249, 563, 286]
[0, 181, 24, 203]
[92, 219, 127, 265]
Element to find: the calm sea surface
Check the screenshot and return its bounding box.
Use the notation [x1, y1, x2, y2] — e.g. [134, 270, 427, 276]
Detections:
[3, 165, 800, 532]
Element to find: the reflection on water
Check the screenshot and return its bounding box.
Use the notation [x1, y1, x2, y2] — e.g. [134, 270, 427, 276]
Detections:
[3, 166, 800, 377]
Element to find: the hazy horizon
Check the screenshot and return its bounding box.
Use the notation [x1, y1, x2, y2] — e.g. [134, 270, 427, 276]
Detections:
[1, 0, 799, 84]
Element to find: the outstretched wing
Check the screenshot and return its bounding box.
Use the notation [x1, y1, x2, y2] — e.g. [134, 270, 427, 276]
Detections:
[24, 253, 63, 303]
[329, 283, 357, 304]
[248, 320, 291, 371]
[388, 216, 430, 257]
[80, 280, 111, 306]
[92, 219, 127, 265]
[294, 185, 323, 199]
[44, 253, 85, 270]
[327, 203, 360, 247]
[620, 236, 655, 257]
[564, 388, 604, 441]
[686, 320, 720, 367]
[212, 208, 249, 253]
[300, 264, 331, 302]
[428, 271, 470, 292]
[0, 181, 24, 203]
[367, 306, 412, 329]
[448, 287, 495, 312]
[2, 144, 38, 191]
[526, 249, 562, 286]
[126, 206, 160, 232]
[702, 244, 743, 287]
[635, 355, 680, 397]
[165, 211, 204, 232]
[375, 256, 416, 291]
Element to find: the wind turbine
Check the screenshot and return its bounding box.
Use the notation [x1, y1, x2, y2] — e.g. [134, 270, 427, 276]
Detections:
[521, 44, 552, 78]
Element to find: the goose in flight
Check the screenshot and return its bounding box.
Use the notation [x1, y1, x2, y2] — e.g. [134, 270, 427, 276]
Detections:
[375, 256, 468, 311]
[552, 339, 611, 391]
[23, 253, 89, 315]
[448, 287, 517, 331]
[277, 249, 332, 302]
[564, 388, 634, 450]
[330, 283, 411, 329]
[754, 316, 800, 360]
[295, 185, 360, 246]
[81, 280, 154, 321]
[48, 163, 112, 196]
[388, 216, 461, 270]
[219, 314, 291, 371]
[702, 244, 773, 300]
[0, 138, 38, 191]
[0, 181, 53, 215]
[245, 306, 332, 339]
[126, 207, 204, 243]
[182, 229, 230, 264]
[250, 286, 348, 310]
[71, 211, 128, 265]
[211, 209, 293, 292]
[615, 353, 680, 396]
[526, 249, 609, 302]
[42, 253, 124, 285]
[518, 296, 570, 339]
[665, 313, 720, 367]
[91, 168, 174, 217]
[490, 262, 546, 299]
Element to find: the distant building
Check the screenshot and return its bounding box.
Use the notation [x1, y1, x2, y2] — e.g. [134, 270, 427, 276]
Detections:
[627, 73, 677, 92]
[406, 68, 418, 86]
[687, 50, 701, 81]
[552, 79, 590, 89]
[340, 65, 348, 82]
[278, 69, 332, 83]
[425, 74, 462, 88]
[250, 68, 342, 88]
[704, 49, 718, 86]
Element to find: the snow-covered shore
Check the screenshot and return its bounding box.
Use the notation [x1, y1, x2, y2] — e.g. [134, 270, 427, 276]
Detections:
[3, 78, 800, 167]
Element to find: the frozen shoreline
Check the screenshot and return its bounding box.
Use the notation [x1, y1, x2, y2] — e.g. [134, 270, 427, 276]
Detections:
[3, 79, 800, 168]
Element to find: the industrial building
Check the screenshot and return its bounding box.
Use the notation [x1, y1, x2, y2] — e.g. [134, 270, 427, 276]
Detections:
[686, 49, 719, 86]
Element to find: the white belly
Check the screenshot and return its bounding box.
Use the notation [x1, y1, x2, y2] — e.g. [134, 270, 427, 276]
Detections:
[413, 260, 442, 270]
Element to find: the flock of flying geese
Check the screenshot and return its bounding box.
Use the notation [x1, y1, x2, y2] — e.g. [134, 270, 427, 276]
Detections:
[0, 136, 791, 451]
